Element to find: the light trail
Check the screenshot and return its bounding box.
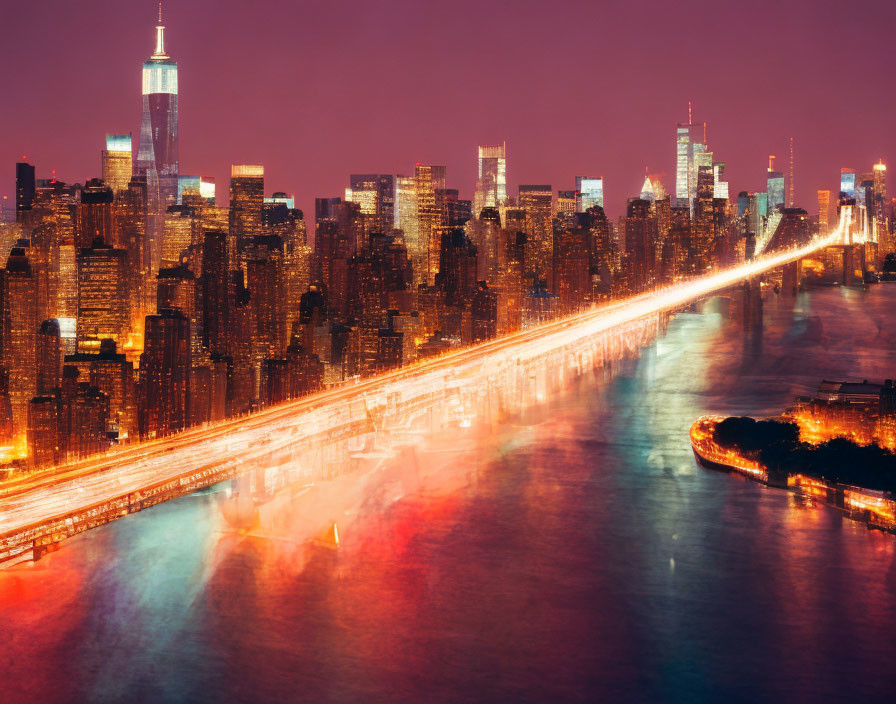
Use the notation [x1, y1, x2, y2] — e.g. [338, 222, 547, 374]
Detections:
[0, 228, 842, 557]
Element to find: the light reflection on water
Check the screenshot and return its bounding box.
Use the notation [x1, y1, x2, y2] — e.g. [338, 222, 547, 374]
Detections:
[3, 286, 896, 702]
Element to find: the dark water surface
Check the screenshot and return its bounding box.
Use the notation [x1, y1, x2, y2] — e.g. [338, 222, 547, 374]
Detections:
[3, 287, 896, 703]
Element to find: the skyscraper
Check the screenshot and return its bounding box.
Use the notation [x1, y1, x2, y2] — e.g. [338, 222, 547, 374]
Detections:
[102, 134, 133, 197]
[518, 185, 553, 285]
[15, 162, 35, 222]
[74, 179, 116, 248]
[36, 319, 63, 396]
[621, 199, 659, 289]
[575, 177, 603, 212]
[3, 248, 38, 434]
[675, 110, 706, 209]
[817, 190, 831, 235]
[415, 164, 447, 285]
[840, 169, 856, 199]
[345, 174, 394, 235]
[229, 165, 265, 255]
[139, 308, 190, 438]
[473, 144, 507, 217]
[767, 170, 785, 214]
[556, 190, 577, 217]
[76, 241, 130, 352]
[873, 162, 888, 235]
[136, 6, 179, 275]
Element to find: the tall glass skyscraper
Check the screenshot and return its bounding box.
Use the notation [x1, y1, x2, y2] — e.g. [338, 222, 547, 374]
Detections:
[136, 7, 178, 274]
[840, 169, 856, 199]
[136, 10, 178, 179]
[474, 145, 507, 217]
[575, 176, 603, 211]
[675, 119, 705, 209]
[767, 170, 785, 215]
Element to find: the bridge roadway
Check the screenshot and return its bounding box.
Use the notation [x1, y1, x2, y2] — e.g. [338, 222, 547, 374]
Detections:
[0, 235, 836, 563]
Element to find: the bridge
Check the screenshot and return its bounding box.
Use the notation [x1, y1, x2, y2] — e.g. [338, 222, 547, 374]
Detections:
[0, 229, 844, 566]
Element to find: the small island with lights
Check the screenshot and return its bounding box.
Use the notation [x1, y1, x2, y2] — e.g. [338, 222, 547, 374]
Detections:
[690, 378, 896, 532]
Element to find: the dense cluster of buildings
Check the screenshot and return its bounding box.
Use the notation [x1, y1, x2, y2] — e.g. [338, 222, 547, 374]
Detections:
[787, 379, 896, 448]
[0, 13, 893, 470]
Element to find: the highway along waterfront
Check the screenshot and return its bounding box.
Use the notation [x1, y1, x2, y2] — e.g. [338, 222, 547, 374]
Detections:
[3, 282, 896, 702]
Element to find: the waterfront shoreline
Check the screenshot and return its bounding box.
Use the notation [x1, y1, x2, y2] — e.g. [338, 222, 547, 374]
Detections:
[690, 416, 896, 534]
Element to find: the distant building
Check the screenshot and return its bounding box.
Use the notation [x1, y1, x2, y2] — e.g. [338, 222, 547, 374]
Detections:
[139, 309, 190, 438]
[75, 179, 115, 248]
[102, 134, 133, 197]
[76, 240, 130, 352]
[817, 190, 831, 235]
[15, 162, 35, 221]
[27, 366, 109, 468]
[136, 8, 179, 275]
[519, 185, 553, 286]
[788, 379, 890, 447]
[840, 169, 856, 199]
[675, 118, 706, 208]
[36, 319, 63, 396]
[3, 247, 38, 434]
[767, 171, 785, 215]
[575, 177, 603, 212]
[230, 165, 265, 253]
[474, 144, 507, 216]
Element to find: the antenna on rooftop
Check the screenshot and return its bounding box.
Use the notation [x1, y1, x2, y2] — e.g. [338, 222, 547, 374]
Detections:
[788, 137, 795, 207]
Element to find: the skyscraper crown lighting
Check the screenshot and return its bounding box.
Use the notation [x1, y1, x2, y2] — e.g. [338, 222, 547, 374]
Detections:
[105, 134, 132, 153]
[232, 165, 265, 178]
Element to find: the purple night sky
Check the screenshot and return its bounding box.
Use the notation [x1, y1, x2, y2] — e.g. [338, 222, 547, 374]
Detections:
[2, 0, 895, 220]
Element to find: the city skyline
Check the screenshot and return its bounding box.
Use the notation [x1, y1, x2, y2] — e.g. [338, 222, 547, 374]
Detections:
[5, 3, 896, 702]
[3, 1, 896, 219]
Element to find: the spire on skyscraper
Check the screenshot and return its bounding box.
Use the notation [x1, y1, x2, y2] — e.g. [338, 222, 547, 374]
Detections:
[153, 1, 168, 59]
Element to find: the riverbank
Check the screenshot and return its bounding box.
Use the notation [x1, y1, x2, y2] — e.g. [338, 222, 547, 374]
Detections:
[690, 415, 896, 533]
